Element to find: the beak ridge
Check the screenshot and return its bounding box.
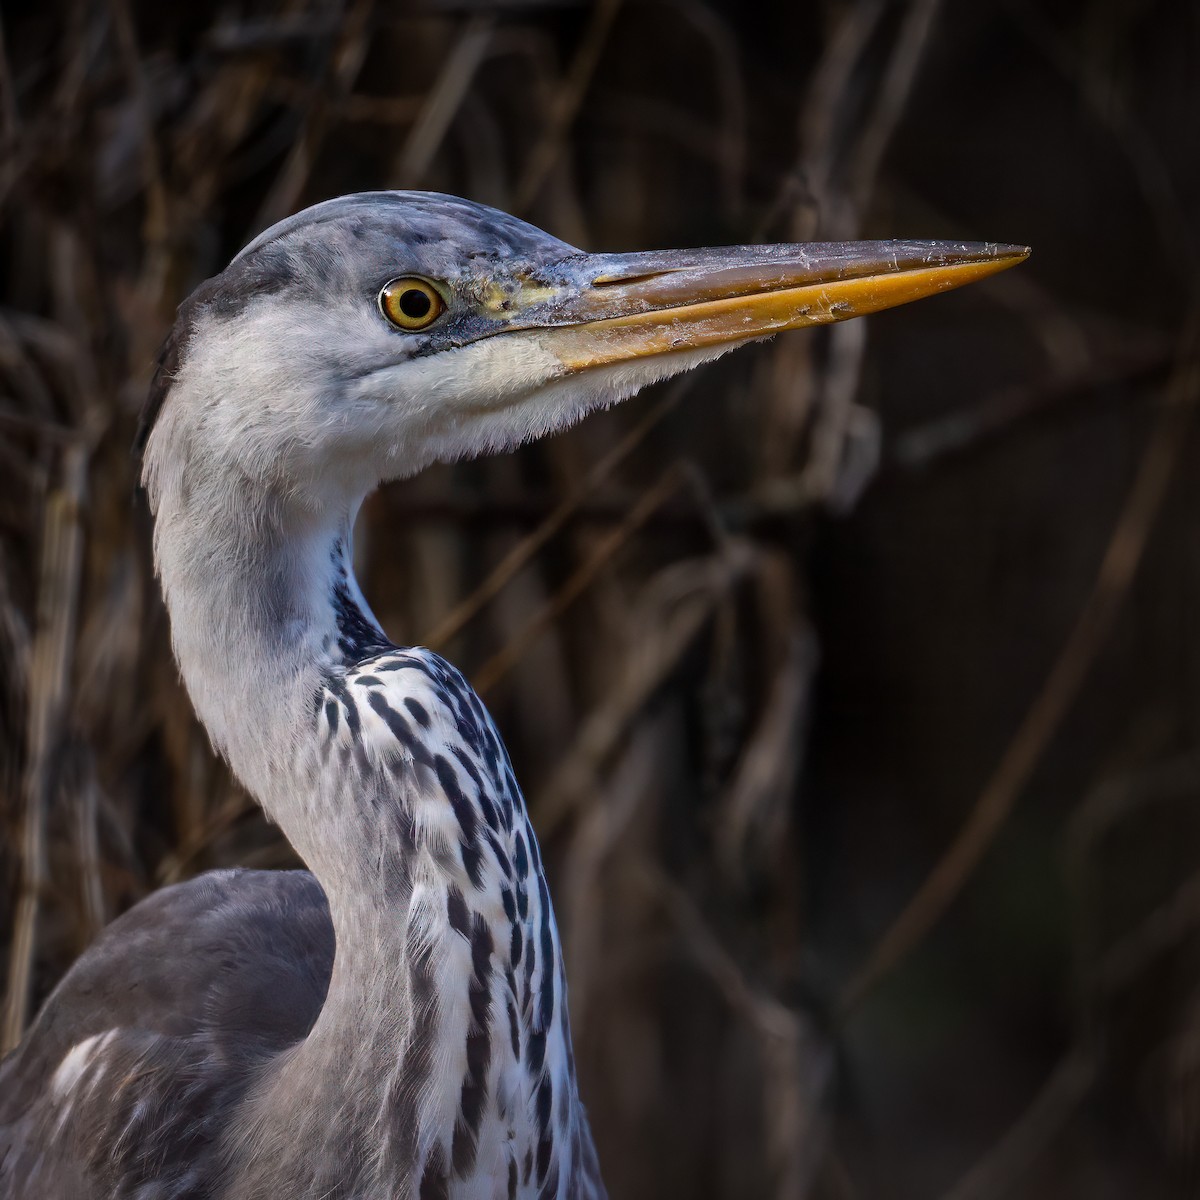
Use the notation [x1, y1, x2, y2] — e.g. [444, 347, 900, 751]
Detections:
[535, 241, 1029, 372]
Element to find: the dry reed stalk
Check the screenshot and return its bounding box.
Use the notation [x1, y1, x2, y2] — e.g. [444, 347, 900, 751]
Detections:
[841, 327, 1200, 1013]
[2, 444, 87, 1050]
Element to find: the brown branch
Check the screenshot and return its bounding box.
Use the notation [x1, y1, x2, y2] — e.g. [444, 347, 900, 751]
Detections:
[472, 466, 683, 694]
[252, 0, 376, 232]
[535, 541, 756, 838]
[393, 15, 496, 186]
[421, 374, 697, 650]
[0, 6, 18, 142]
[74, 773, 105, 946]
[845, 0, 943, 219]
[840, 328, 1200, 1014]
[514, 0, 623, 213]
[1090, 868, 1200, 997]
[156, 787, 256, 886]
[645, 867, 833, 1200]
[891, 343, 1173, 470]
[2, 444, 88, 1050]
[107, 0, 170, 302]
[938, 1044, 1096, 1200]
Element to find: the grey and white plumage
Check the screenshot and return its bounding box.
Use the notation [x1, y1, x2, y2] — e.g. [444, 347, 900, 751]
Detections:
[0, 191, 1026, 1198]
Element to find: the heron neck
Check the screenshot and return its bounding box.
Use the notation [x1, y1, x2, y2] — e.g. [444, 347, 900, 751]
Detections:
[153, 477, 590, 1197]
[152, 478, 380, 809]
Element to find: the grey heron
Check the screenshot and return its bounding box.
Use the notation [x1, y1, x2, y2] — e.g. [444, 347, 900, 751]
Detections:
[0, 192, 1026, 1198]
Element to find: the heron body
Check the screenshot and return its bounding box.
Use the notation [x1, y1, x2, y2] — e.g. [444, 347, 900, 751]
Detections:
[0, 192, 1025, 1198]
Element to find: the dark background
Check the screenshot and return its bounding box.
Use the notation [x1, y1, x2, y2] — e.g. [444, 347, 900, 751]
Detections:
[1, 1, 1197, 1196]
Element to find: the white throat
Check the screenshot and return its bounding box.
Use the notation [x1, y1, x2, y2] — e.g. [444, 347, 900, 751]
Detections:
[144, 446, 375, 816]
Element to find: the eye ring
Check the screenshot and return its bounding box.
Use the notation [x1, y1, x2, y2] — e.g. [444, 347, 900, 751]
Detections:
[379, 277, 446, 331]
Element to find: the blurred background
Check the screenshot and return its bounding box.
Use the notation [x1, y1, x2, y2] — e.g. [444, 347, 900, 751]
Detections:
[0, 0, 1196, 1196]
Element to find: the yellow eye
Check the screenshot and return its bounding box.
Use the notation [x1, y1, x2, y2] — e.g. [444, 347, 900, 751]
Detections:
[379, 277, 446, 331]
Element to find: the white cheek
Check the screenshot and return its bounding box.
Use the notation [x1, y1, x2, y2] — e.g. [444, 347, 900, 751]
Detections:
[525, 335, 747, 417]
[377, 334, 567, 411]
[369, 332, 747, 472]
[433, 335, 745, 460]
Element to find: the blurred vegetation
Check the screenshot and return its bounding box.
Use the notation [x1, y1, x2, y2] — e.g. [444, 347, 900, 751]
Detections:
[0, 0, 1197, 1196]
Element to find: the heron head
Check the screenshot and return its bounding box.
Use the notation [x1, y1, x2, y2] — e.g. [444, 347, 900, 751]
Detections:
[139, 191, 1026, 515]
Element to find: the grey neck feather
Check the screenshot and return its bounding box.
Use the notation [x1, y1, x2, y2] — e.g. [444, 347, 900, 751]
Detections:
[141, 333, 592, 1194]
[149, 457, 357, 790]
[150, 468, 438, 1185]
[145, 417, 422, 875]
[144, 415, 577, 1196]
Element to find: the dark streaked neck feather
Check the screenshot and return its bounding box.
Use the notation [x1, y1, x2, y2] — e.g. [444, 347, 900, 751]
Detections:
[328, 536, 392, 664]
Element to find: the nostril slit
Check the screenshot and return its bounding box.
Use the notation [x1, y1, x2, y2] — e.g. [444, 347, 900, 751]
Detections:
[591, 270, 681, 287]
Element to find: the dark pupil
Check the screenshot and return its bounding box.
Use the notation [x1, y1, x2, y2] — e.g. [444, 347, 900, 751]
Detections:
[398, 287, 432, 320]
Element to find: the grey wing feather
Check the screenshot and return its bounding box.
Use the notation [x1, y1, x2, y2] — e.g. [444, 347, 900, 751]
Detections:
[0, 868, 333, 1198]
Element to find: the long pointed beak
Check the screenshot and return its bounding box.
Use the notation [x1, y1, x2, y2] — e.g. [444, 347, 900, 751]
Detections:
[529, 241, 1029, 371]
